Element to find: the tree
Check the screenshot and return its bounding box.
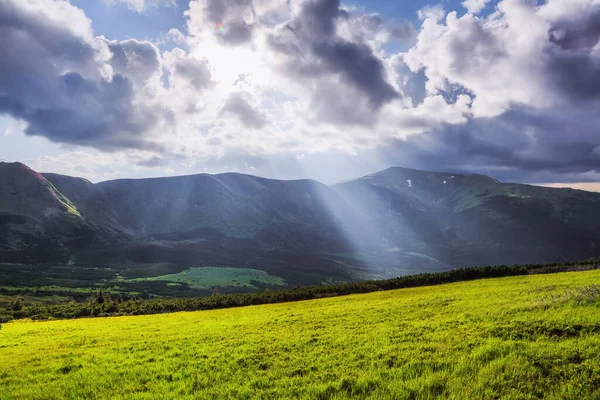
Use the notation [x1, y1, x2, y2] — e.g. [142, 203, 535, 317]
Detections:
[96, 290, 105, 304]
[10, 297, 23, 311]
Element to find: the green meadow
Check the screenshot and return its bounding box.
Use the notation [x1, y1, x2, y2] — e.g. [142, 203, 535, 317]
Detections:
[128, 267, 287, 290]
[1, 270, 600, 399]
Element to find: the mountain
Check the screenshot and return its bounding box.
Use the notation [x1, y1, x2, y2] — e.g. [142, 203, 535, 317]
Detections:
[0, 163, 118, 263]
[335, 167, 600, 268]
[2, 162, 600, 295]
[42, 169, 365, 285]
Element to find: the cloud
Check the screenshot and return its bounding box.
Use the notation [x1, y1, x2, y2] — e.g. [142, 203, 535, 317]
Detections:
[185, 0, 256, 46]
[313, 40, 399, 108]
[266, 0, 400, 123]
[2, 119, 27, 137]
[366, 101, 600, 184]
[417, 5, 445, 21]
[461, 0, 490, 14]
[165, 50, 213, 90]
[104, 0, 175, 13]
[220, 92, 268, 129]
[136, 155, 168, 167]
[21, 150, 164, 182]
[377, 0, 598, 184]
[546, 7, 600, 99]
[309, 82, 379, 126]
[405, 0, 600, 117]
[389, 55, 428, 106]
[0, 0, 167, 151]
[159, 48, 215, 115]
[338, 13, 418, 48]
[2, 0, 600, 188]
[105, 39, 163, 89]
[158, 28, 187, 46]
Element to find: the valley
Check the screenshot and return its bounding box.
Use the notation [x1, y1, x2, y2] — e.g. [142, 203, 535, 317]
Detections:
[2, 161, 600, 301]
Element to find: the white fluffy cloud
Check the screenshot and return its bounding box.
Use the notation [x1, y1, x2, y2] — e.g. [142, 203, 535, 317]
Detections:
[406, 0, 600, 117]
[461, 0, 490, 14]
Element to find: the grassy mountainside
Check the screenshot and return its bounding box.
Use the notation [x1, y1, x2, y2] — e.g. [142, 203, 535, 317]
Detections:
[335, 167, 600, 268]
[48, 172, 365, 287]
[89, 173, 357, 256]
[0, 163, 116, 263]
[42, 173, 127, 235]
[1, 269, 599, 399]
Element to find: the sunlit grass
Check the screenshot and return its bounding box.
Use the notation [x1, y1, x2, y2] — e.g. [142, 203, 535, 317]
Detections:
[128, 267, 287, 289]
[1, 270, 599, 399]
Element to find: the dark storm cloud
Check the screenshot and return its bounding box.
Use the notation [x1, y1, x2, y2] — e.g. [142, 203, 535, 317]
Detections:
[547, 7, 600, 99]
[372, 103, 600, 184]
[220, 92, 268, 129]
[312, 40, 398, 108]
[548, 9, 600, 51]
[294, 0, 339, 36]
[21, 73, 163, 151]
[268, 0, 399, 112]
[0, 0, 165, 151]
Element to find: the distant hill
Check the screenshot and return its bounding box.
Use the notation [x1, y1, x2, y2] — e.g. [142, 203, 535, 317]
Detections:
[2, 161, 600, 289]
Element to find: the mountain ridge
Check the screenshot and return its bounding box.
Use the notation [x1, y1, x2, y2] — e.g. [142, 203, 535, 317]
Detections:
[8, 161, 596, 196]
[2, 161, 600, 292]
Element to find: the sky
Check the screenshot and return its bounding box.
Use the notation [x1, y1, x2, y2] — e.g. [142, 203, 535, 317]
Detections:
[0, 0, 599, 191]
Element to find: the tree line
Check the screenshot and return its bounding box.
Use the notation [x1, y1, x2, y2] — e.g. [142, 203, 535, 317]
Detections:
[1, 259, 598, 323]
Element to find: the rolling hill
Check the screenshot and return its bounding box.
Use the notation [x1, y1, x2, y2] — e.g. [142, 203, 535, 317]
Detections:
[1, 161, 600, 296]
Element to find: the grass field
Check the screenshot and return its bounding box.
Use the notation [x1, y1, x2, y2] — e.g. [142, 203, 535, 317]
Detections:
[1, 270, 600, 399]
[128, 267, 287, 290]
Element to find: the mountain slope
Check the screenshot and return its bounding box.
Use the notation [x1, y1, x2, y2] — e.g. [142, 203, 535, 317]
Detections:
[45, 171, 360, 253]
[334, 167, 600, 267]
[43, 169, 364, 284]
[0, 163, 116, 262]
[42, 173, 127, 235]
[2, 162, 600, 292]
[92, 173, 349, 246]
